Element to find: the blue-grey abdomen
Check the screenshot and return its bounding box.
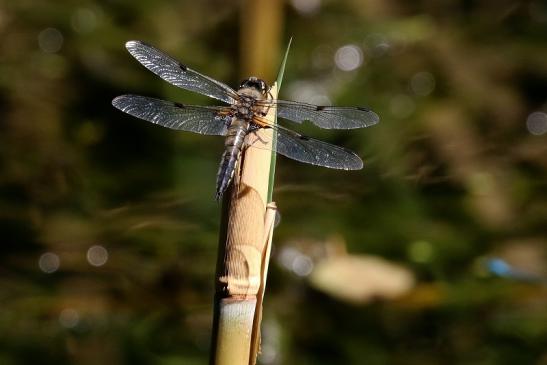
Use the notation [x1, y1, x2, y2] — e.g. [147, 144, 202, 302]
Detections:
[216, 119, 249, 200]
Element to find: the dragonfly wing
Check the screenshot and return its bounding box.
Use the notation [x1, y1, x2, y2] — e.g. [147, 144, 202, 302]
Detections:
[112, 95, 229, 136]
[273, 125, 363, 170]
[125, 40, 239, 104]
[273, 99, 379, 129]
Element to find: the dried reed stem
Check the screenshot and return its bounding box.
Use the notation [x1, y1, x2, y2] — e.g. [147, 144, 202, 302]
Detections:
[210, 85, 278, 365]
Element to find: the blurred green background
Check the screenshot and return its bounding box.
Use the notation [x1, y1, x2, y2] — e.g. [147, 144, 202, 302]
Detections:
[1, 0, 546, 364]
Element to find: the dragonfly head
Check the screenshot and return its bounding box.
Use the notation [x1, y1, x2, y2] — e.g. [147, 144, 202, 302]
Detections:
[239, 77, 268, 97]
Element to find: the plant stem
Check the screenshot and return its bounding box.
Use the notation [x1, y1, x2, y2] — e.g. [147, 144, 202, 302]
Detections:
[210, 85, 279, 365]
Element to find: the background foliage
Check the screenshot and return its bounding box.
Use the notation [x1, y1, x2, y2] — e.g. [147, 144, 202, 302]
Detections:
[1, 0, 546, 364]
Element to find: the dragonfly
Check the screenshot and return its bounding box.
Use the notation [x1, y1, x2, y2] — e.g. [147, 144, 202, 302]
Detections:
[112, 41, 379, 200]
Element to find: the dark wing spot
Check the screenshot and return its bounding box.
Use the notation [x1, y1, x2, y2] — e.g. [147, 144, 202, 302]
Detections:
[316, 106, 326, 111]
[357, 107, 371, 111]
[178, 62, 187, 71]
[299, 135, 310, 141]
[174, 102, 185, 108]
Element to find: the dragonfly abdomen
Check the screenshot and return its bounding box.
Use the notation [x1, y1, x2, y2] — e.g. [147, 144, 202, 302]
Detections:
[216, 118, 249, 200]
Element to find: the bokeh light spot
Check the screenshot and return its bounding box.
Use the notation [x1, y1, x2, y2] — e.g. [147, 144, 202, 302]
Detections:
[39, 252, 60, 273]
[526, 111, 547, 135]
[278, 246, 314, 276]
[410, 71, 436, 96]
[278, 247, 299, 270]
[38, 27, 63, 53]
[87, 245, 108, 267]
[292, 255, 314, 277]
[259, 343, 278, 364]
[334, 45, 363, 71]
[408, 240, 434, 263]
[291, 0, 321, 15]
[59, 308, 80, 328]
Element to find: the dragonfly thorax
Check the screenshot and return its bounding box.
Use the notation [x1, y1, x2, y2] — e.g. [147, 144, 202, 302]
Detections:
[231, 94, 261, 120]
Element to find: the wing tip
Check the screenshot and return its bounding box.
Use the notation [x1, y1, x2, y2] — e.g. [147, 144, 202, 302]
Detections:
[125, 40, 153, 55]
[326, 152, 364, 170]
[125, 40, 138, 50]
[344, 149, 364, 170]
[125, 40, 143, 49]
[111, 95, 123, 108]
[350, 157, 364, 170]
[111, 95, 133, 110]
[330, 159, 363, 170]
[369, 111, 380, 126]
[356, 107, 380, 127]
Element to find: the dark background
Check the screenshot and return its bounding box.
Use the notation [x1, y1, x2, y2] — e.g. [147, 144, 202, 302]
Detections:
[1, 0, 546, 364]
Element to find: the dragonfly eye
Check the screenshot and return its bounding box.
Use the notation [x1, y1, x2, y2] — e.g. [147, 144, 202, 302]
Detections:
[239, 77, 269, 95]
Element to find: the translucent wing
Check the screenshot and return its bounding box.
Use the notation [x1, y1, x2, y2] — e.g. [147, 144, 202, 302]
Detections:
[261, 99, 379, 129]
[273, 124, 363, 170]
[112, 95, 229, 135]
[125, 40, 239, 104]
